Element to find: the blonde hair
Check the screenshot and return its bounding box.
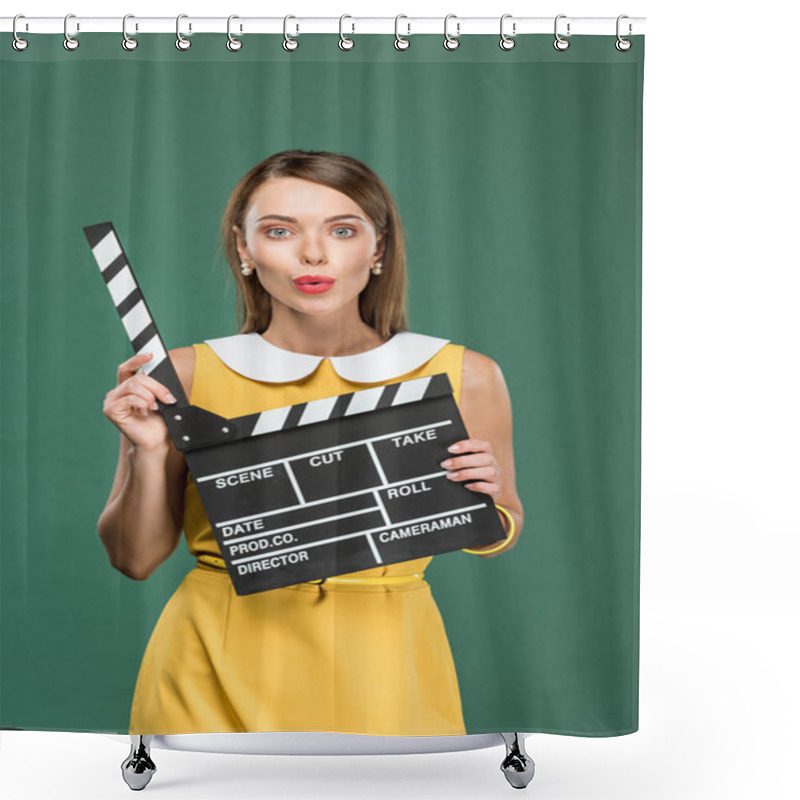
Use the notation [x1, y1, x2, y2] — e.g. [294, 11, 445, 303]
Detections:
[219, 150, 408, 339]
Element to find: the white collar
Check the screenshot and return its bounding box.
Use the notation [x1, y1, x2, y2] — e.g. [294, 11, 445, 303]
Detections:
[204, 331, 451, 383]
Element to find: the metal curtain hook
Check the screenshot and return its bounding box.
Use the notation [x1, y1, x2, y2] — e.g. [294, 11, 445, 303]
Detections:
[227, 15, 243, 51]
[616, 14, 632, 51]
[176, 13, 191, 50]
[283, 15, 299, 51]
[339, 14, 355, 50]
[499, 14, 516, 50]
[394, 14, 410, 50]
[443, 14, 460, 51]
[554, 14, 570, 51]
[122, 15, 138, 51]
[12, 14, 29, 51]
[64, 13, 79, 50]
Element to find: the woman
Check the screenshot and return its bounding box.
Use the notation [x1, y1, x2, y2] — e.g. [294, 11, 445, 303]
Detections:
[98, 150, 524, 736]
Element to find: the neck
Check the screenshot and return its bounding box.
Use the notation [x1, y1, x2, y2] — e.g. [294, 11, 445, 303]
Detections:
[262, 301, 387, 357]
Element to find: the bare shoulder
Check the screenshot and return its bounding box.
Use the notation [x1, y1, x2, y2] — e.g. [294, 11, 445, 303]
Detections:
[461, 348, 507, 394]
[167, 346, 196, 400]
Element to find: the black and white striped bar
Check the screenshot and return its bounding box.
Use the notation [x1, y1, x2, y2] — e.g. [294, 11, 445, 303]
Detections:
[82, 221, 187, 405]
[183, 372, 453, 442]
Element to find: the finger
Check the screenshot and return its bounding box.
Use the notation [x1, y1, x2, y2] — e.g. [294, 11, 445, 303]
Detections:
[461, 481, 501, 498]
[133, 396, 159, 414]
[440, 453, 494, 470]
[130, 373, 178, 404]
[445, 465, 500, 484]
[106, 380, 160, 408]
[110, 394, 154, 417]
[446, 438, 491, 455]
[117, 351, 154, 381]
[108, 373, 177, 406]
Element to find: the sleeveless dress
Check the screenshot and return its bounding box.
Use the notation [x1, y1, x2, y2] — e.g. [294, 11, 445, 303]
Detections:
[129, 331, 469, 736]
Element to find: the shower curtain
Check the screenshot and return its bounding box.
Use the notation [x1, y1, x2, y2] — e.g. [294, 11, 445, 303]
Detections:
[0, 30, 644, 738]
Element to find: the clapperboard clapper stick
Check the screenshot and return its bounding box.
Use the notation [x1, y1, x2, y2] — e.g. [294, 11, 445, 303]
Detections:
[83, 221, 506, 595]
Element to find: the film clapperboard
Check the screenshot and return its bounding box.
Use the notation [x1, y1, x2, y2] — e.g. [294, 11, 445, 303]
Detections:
[83, 221, 506, 595]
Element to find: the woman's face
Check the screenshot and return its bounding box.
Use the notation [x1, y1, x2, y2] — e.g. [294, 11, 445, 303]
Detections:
[234, 177, 384, 316]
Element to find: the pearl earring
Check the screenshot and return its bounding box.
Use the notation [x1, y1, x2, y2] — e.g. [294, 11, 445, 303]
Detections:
[371, 261, 383, 275]
[240, 261, 253, 276]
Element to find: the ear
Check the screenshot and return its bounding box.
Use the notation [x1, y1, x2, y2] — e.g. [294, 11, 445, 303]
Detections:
[233, 225, 250, 264]
[375, 233, 386, 262]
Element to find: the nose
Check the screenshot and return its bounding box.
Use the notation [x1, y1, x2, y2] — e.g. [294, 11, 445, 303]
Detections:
[300, 233, 327, 265]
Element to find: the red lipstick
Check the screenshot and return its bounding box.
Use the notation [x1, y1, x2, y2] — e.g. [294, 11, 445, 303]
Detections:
[293, 275, 335, 294]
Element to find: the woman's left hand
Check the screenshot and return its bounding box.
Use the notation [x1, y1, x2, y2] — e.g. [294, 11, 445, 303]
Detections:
[440, 438, 502, 499]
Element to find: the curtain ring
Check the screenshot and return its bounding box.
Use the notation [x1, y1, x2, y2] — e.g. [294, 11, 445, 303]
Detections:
[283, 15, 299, 51]
[394, 15, 410, 50]
[443, 14, 460, 51]
[63, 13, 79, 51]
[176, 14, 191, 50]
[499, 14, 515, 51]
[553, 14, 570, 51]
[615, 15, 632, 51]
[12, 14, 28, 52]
[339, 15, 355, 50]
[122, 15, 138, 51]
[227, 15, 243, 51]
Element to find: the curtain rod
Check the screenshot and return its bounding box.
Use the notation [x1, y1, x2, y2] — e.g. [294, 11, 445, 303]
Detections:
[1, 16, 646, 37]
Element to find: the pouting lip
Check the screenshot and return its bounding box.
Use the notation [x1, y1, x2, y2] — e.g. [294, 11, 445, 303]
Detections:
[293, 275, 335, 285]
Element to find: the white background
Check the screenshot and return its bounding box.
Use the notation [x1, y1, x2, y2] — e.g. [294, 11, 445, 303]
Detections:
[2, 1, 798, 798]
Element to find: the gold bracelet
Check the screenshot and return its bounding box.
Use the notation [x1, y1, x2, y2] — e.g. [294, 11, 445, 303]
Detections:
[462, 503, 516, 555]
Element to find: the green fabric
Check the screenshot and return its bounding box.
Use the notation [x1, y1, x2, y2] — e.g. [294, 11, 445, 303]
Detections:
[1, 33, 644, 735]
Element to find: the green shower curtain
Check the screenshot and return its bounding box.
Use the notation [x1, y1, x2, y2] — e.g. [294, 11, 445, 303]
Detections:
[0, 32, 644, 736]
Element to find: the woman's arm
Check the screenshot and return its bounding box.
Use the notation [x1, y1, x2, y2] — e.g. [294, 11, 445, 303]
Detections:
[447, 348, 524, 558]
[97, 346, 195, 580]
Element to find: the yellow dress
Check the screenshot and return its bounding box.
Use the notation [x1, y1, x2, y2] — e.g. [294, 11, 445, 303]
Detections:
[129, 332, 468, 736]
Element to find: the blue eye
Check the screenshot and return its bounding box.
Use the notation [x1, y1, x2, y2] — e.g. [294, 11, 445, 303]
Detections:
[263, 226, 356, 239]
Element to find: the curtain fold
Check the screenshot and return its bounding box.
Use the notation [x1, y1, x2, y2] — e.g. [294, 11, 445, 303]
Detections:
[1, 32, 644, 736]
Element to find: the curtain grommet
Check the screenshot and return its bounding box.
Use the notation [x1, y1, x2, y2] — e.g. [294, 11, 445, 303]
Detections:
[121, 15, 138, 51]
[339, 15, 355, 50]
[394, 15, 411, 50]
[283, 15, 299, 51]
[175, 13, 191, 51]
[12, 14, 29, 51]
[226, 15, 243, 52]
[553, 14, 570, 51]
[63, 13, 79, 51]
[615, 15, 632, 51]
[443, 13, 460, 51]
[499, 14, 516, 51]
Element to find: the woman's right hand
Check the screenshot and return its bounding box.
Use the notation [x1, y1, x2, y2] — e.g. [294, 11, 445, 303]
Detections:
[103, 352, 179, 451]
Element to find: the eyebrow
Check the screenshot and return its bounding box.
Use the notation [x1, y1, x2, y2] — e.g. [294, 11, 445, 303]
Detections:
[255, 214, 366, 224]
